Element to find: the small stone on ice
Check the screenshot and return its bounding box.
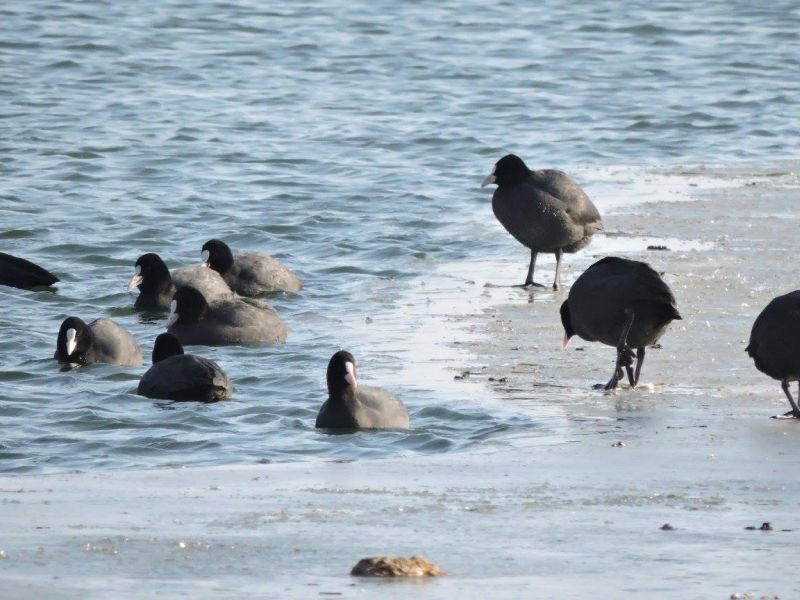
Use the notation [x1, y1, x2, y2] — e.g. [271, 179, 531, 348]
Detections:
[351, 555, 442, 577]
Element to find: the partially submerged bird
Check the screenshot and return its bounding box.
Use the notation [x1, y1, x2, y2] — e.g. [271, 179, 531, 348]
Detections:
[560, 257, 681, 390]
[746, 291, 800, 419]
[315, 350, 410, 429]
[54, 316, 143, 366]
[127, 252, 233, 311]
[166, 286, 288, 345]
[201, 239, 302, 297]
[482, 154, 602, 290]
[138, 333, 233, 401]
[0, 252, 59, 290]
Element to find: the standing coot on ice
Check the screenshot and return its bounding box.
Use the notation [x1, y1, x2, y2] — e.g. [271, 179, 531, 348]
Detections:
[746, 291, 800, 419]
[481, 154, 603, 290]
[560, 257, 681, 390]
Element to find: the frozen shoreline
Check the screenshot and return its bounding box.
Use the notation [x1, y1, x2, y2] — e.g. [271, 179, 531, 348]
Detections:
[3, 163, 800, 598]
[1, 424, 798, 599]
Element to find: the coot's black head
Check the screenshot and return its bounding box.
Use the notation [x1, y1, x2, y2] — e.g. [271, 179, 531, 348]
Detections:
[201, 239, 235, 276]
[559, 301, 574, 349]
[167, 286, 209, 327]
[326, 350, 358, 396]
[152, 332, 185, 364]
[56, 316, 92, 364]
[129, 253, 171, 293]
[481, 154, 532, 187]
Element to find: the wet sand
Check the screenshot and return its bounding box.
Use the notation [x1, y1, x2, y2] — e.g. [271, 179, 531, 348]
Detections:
[2, 164, 800, 598]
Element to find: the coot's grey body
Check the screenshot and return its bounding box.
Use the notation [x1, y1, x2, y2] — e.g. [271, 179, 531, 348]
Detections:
[560, 257, 681, 390]
[138, 333, 233, 401]
[167, 286, 287, 346]
[746, 291, 800, 418]
[0, 252, 59, 290]
[129, 253, 233, 311]
[315, 350, 410, 429]
[482, 154, 602, 290]
[201, 239, 302, 297]
[54, 317, 143, 366]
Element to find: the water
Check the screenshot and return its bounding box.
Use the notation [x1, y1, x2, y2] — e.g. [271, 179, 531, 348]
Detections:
[2, 0, 799, 474]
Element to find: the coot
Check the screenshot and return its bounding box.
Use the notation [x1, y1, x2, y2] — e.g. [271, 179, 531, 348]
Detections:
[560, 257, 681, 390]
[482, 154, 602, 290]
[201, 239, 302, 296]
[0, 252, 59, 290]
[746, 291, 800, 418]
[54, 317, 142, 366]
[166, 286, 287, 345]
[138, 333, 233, 401]
[315, 350, 410, 429]
[128, 252, 233, 311]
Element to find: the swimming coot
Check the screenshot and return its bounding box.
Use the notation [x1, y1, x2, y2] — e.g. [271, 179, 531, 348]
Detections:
[201, 239, 302, 297]
[315, 350, 410, 429]
[138, 333, 233, 401]
[166, 286, 288, 346]
[54, 316, 142, 366]
[0, 252, 59, 290]
[128, 252, 233, 311]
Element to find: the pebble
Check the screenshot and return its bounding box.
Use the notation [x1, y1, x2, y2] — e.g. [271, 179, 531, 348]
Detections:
[351, 555, 442, 577]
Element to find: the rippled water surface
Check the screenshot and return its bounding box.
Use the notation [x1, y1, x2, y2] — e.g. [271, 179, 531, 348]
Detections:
[2, 1, 799, 472]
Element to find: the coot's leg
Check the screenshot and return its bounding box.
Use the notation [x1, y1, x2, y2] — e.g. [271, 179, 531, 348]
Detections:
[625, 365, 635, 388]
[604, 366, 623, 391]
[521, 250, 545, 288]
[605, 309, 634, 391]
[775, 380, 800, 419]
[633, 346, 646, 386]
[552, 248, 563, 291]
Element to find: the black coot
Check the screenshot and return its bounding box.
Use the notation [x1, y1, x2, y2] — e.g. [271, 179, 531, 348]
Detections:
[560, 257, 681, 390]
[54, 317, 142, 366]
[482, 154, 603, 290]
[128, 252, 233, 311]
[0, 252, 59, 290]
[746, 291, 800, 419]
[138, 333, 233, 401]
[166, 286, 287, 345]
[201, 239, 302, 297]
[315, 350, 410, 429]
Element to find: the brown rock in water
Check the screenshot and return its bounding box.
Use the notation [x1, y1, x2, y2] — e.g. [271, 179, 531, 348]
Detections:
[351, 555, 442, 577]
